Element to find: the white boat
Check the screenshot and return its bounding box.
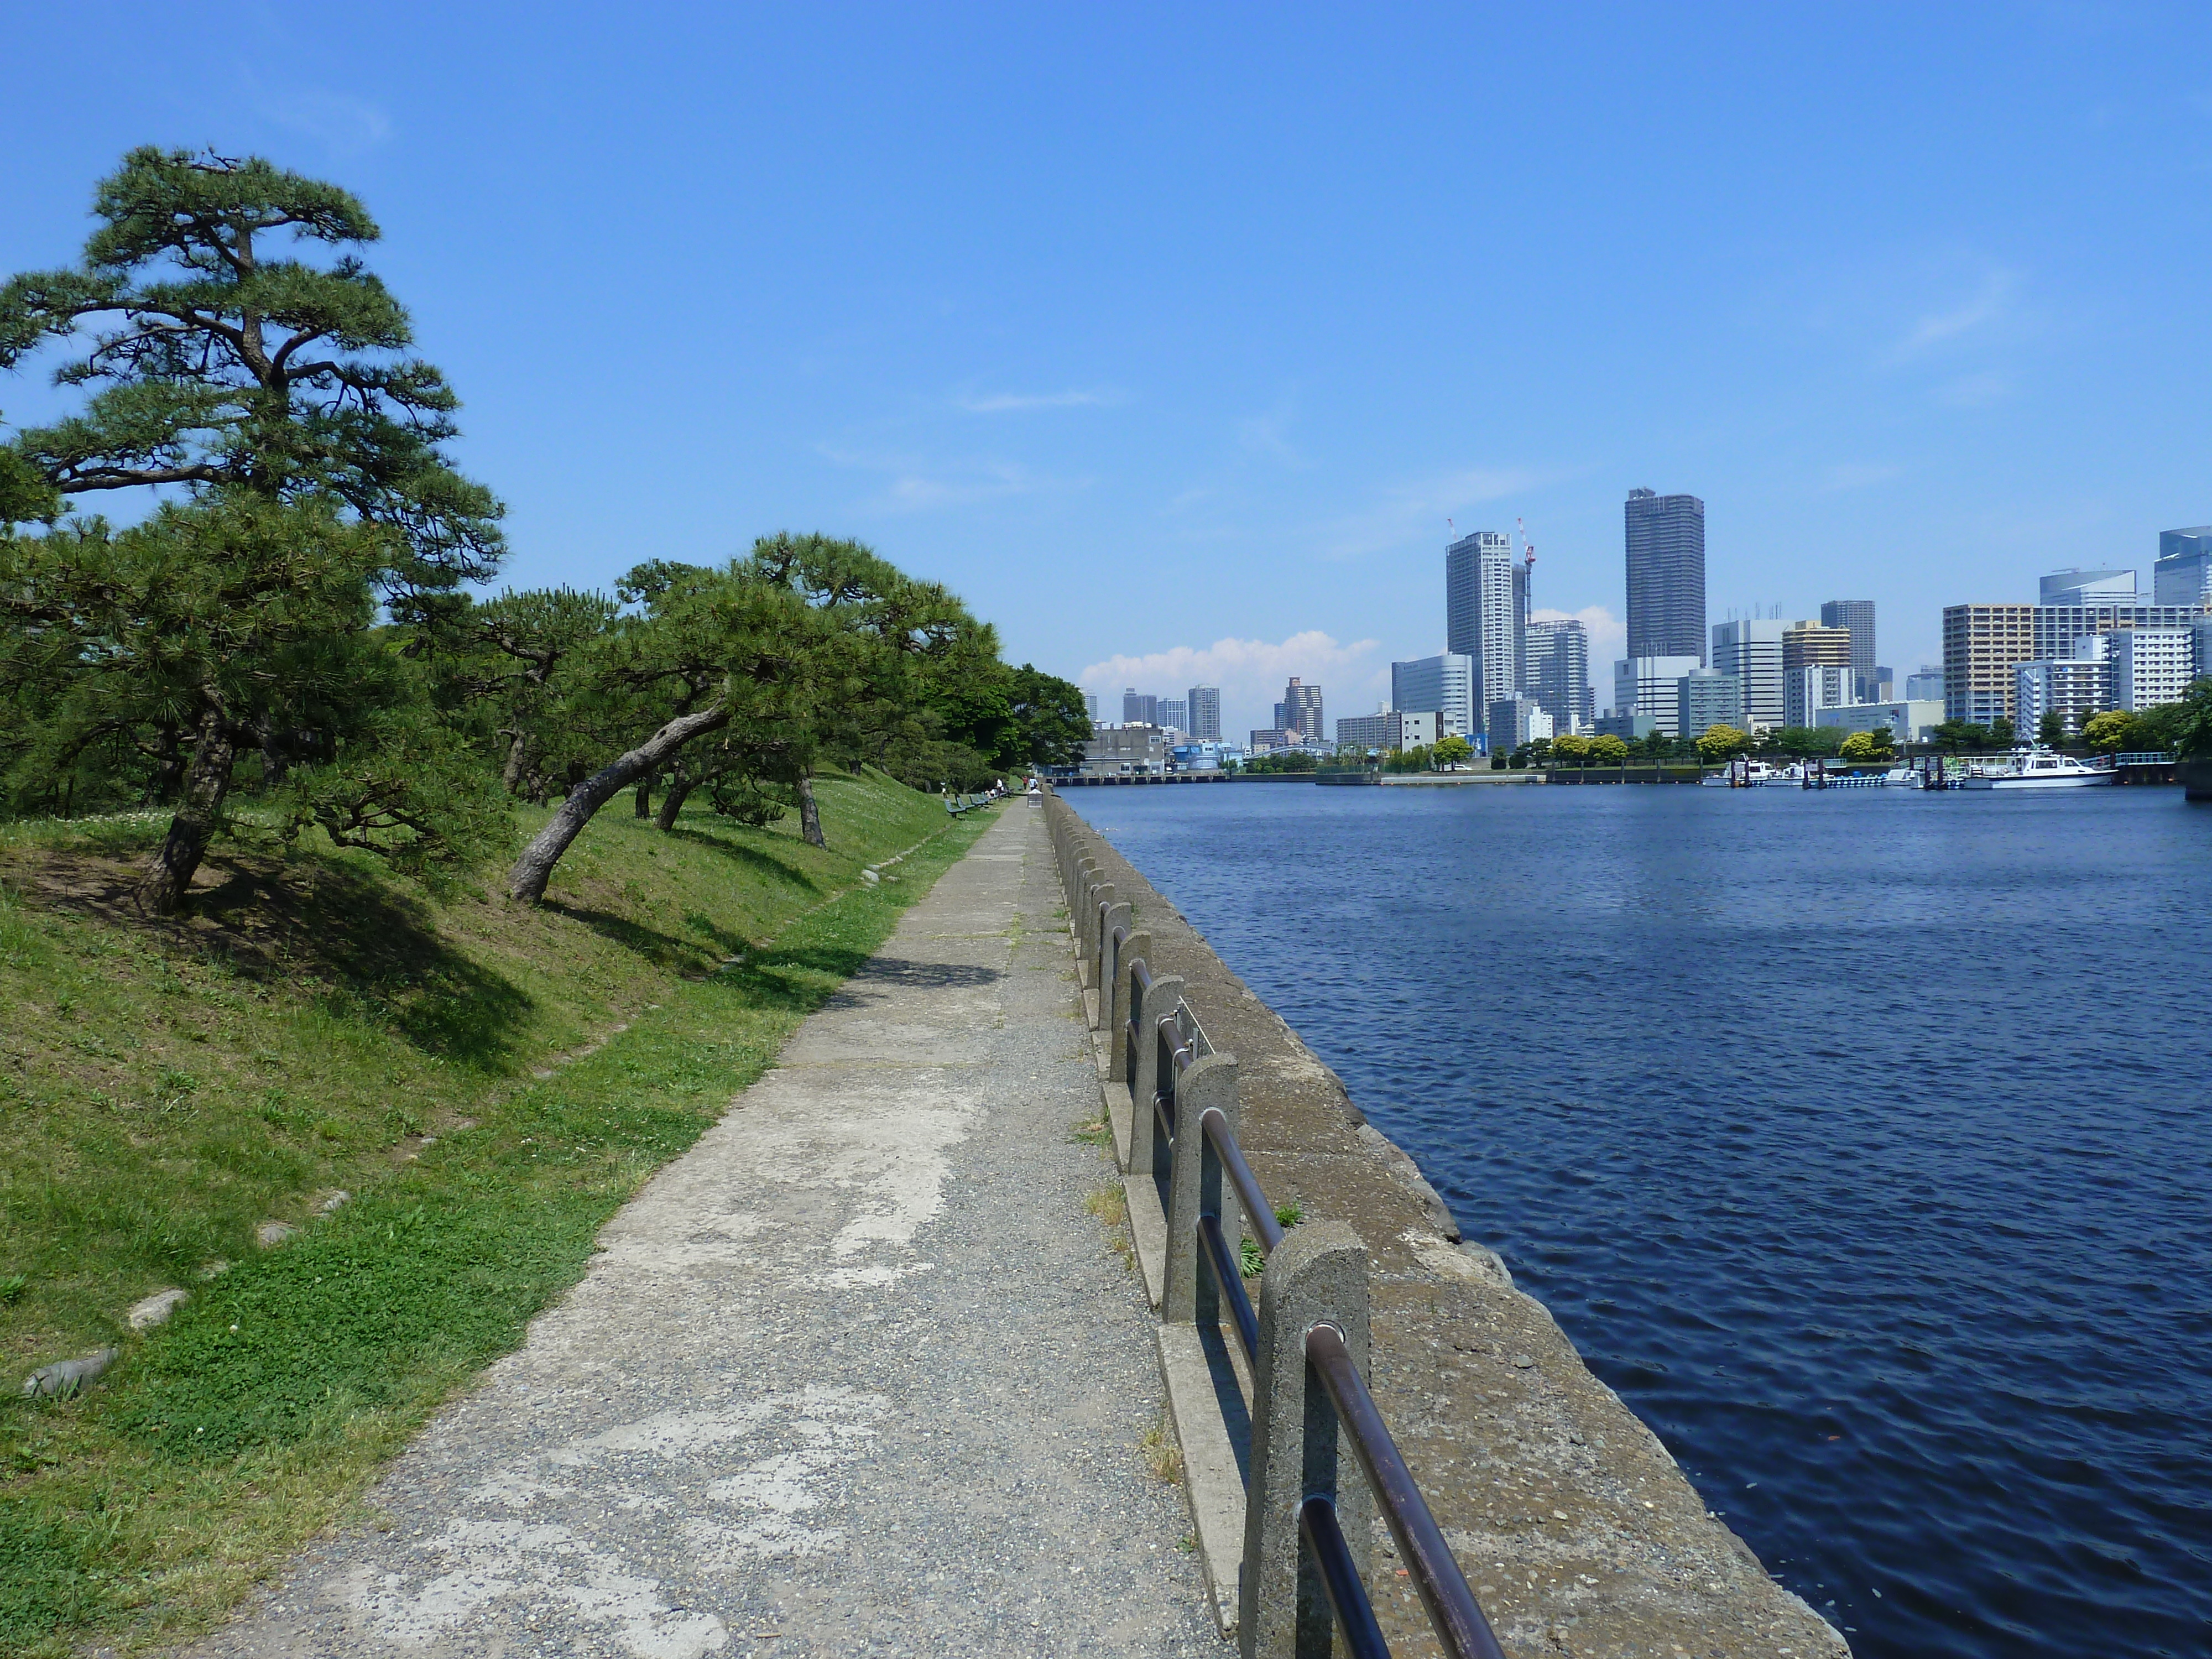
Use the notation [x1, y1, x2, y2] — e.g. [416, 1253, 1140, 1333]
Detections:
[1958, 747, 2116, 790]
[1702, 759, 1801, 786]
[1880, 766, 1919, 787]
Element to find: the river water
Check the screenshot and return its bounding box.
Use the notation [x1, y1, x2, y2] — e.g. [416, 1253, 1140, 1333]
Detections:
[1073, 780, 2210, 1658]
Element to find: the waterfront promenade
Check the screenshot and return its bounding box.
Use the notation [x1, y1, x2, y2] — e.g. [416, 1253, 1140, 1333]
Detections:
[174, 805, 1214, 1659]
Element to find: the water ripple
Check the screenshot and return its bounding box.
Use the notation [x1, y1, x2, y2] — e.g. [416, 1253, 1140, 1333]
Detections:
[1081, 782, 2212, 1658]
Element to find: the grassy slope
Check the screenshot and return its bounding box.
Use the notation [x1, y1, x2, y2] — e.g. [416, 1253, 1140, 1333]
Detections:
[0, 774, 996, 1657]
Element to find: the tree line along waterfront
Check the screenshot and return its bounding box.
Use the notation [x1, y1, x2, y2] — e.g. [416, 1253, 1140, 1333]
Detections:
[1228, 691, 2212, 778]
[0, 148, 1095, 1656]
[0, 148, 1094, 917]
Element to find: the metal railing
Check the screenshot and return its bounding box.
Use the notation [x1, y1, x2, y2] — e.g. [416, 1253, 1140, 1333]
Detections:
[1043, 786, 1505, 1659]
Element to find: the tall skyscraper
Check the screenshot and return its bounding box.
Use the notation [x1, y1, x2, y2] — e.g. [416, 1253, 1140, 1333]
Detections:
[1156, 697, 1187, 733]
[1122, 688, 1157, 726]
[1624, 488, 1706, 664]
[1819, 599, 1877, 698]
[1084, 692, 1100, 724]
[2155, 528, 2212, 607]
[1445, 530, 1520, 740]
[1183, 685, 1222, 741]
[1273, 677, 1324, 742]
[1391, 653, 1474, 740]
[1523, 620, 1592, 733]
[1711, 619, 1788, 731]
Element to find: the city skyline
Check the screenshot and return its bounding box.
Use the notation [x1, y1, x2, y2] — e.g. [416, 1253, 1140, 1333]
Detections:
[16, 12, 2212, 738]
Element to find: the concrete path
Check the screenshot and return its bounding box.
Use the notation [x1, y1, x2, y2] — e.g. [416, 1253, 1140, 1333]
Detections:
[180, 805, 1214, 1659]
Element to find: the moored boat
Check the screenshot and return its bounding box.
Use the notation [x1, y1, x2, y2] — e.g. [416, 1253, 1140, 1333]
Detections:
[1958, 747, 2116, 790]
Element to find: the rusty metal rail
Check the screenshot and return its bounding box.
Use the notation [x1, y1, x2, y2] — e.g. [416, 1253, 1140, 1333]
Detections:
[1084, 883, 1501, 1659]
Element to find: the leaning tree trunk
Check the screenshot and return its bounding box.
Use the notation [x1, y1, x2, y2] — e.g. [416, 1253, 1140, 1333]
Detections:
[653, 762, 692, 832]
[796, 772, 825, 847]
[508, 703, 731, 904]
[138, 706, 237, 916]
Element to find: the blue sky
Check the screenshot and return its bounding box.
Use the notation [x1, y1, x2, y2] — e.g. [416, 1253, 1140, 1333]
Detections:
[7, 3, 2211, 736]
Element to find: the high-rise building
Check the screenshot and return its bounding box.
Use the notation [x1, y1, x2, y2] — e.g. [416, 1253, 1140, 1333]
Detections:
[1122, 688, 1157, 726]
[1677, 669, 1743, 738]
[1624, 488, 1707, 664]
[2197, 618, 2212, 681]
[1611, 655, 1702, 736]
[1711, 618, 1788, 729]
[1184, 685, 1222, 741]
[1943, 604, 2036, 726]
[1391, 653, 1475, 740]
[2154, 528, 2212, 607]
[1274, 677, 1324, 742]
[1446, 530, 1520, 738]
[2040, 568, 2138, 606]
[1905, 665, 1944, 702]
[1524, 620, 1592, 733]
[1819, 599, 1877, 698]
[1785, 664, 1858, 729]
[2108, 628, 2198, 711]
[1782, 622, 1854, 675]
[2031, 602, 2204, 660]
[1156, 697, 1187, 733]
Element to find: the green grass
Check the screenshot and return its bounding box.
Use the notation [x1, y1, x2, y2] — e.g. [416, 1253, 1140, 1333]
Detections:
[0, 773, 996, 1656]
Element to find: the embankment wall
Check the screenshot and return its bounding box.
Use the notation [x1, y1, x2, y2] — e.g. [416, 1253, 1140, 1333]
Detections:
[1057, 795, 1848, 1659]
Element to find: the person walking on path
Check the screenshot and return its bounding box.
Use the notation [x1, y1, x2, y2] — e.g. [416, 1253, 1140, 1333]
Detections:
[178, 805, 1213, 1659]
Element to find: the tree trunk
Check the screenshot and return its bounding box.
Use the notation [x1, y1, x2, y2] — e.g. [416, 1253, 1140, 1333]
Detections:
[138, 706, 236, 916]
[499, 729, 529, 795]
[508, 702, 731, 904]
[796, 772, 824, 847]
[634, 773, 653, 817]
[654, 764, 692, 832]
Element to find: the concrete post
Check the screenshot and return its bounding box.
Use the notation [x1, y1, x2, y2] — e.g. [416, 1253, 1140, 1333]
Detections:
[1097, 901, 1132, 1032]
[1163, 1053, 1240, 1324]
[1126, 974, 1185, 1178]
[1239, 1221, 1373, 1659]
[1108, 929, 1150, 1083]
[1088, 885, 1115, 973]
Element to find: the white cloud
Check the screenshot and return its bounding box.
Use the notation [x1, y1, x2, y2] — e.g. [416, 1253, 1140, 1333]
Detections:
[259, 88, 392, 155]
[1532, 605, 1625, 666]
[817, 446, 1087, 512]
[1888, 270, 2016, 360]
[1818, 462, 1902, 492]
[956, 389, 1114, 413]
[1321, 466, 1553, 561]
[1934, 372, 2012, 408]
[1078, 630, 1384, 735]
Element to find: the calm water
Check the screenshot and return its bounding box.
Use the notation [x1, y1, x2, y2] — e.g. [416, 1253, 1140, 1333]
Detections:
[1075, 781, 2211, 1658]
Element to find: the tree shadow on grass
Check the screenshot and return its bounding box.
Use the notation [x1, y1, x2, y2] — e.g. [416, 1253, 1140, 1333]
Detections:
[0, 846, 531, 1073]
[542, 902, 724, 977]
[661, 825, 826, 894]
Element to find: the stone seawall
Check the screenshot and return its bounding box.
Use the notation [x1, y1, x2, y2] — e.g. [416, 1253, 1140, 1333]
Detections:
[1064, 800, 1849, 1659]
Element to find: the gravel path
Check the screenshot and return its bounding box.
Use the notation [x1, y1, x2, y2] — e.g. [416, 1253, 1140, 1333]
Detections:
[178, 804, 1214, 1659]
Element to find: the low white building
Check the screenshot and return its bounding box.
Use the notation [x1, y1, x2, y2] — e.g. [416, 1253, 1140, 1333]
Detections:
[1334, 709, 1438, 752]
[2015, 655, 2109, 733]
[1079, 723, 1171, 778]
[2107, 627, 2196, 711]
[1813, 700, 1948, 743]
